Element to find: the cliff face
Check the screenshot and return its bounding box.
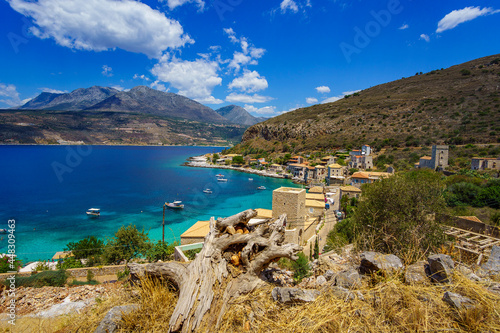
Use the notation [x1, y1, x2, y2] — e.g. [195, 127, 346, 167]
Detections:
[240, 54, 500, 151]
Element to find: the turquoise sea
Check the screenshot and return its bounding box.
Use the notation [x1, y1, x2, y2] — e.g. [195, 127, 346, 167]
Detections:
[0, 145, 298, 263]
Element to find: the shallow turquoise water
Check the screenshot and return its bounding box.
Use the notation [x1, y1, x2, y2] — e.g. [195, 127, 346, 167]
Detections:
[0, 145, 298, 263]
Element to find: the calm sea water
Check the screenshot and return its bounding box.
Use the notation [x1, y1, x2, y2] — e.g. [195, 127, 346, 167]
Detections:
[0, 145, 298, 263]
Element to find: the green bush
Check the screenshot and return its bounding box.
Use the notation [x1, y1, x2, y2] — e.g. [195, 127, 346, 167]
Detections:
[10, 270, 69, 288]
[56, 257, 84, 270]
[351, 169, 447, 262]
[0, 256, 22, 273]
[146, 240, 177, 262]
[102, 225, 151, 265]
[184, 248, 201, 261]
[292, 252, 311, 283]
[460, 69, 471, 76]
[65, 236, 104, 260]
[86, 269, 95, 283]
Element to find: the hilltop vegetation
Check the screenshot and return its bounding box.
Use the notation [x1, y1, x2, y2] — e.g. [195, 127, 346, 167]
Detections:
[237, 54, 500, 153]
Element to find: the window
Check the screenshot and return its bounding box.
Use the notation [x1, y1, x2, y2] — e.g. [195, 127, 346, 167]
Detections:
[309, 208, 314, 213]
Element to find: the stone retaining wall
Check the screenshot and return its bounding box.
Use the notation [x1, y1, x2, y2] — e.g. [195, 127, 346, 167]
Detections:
[0, 264, 127, 282]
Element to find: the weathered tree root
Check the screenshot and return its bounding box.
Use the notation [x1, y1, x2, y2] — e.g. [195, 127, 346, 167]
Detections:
[129, 209, 301, 332]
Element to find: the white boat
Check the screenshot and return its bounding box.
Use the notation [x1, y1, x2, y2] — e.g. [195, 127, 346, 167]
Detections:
[0, 228, 7, 233]
[217, 178, 228, 182]
[248, 178, 253, 181]
[257, 186, 266, 190]
[166, 201, 184, 209]
[215, 174, 224, 178]
[86, 208, 100, 217]
[203, 189, 213, 194]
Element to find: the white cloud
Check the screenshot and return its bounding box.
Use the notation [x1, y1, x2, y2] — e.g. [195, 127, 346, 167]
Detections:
[306, 97, 318, 104]
[39, 88, 67, 94]
[224, 29, 265, 72]
[226, 93, 273, 104]
[150, 80, 167, 92]
[162, 0, 205, 11]
[151, 58, 222, 102]
[195, 96, 223, 104]
[321, 90, 360, 104]
[228, 70, 268, 93]
[315, 86, 331, 94]
[436, 6, 500, 33]
[102, 65, 113, 77]
[280, 0, 298, 13]
[111, 85, 126, 91]
[7, 0, 193, 58]
[419, 34, 430, 42]
[244, 104, 277, 116]
[398, 24, 409, 30]
[0, 83, 22, 107]
[133, 74, 151, 81]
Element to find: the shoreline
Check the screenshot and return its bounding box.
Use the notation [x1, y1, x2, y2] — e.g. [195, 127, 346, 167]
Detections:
[0, 143, 230, 148]
[185, 155, 290, 180]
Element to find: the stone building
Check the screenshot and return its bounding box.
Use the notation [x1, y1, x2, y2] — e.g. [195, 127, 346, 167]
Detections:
[471, 157, 500, 170]
[417, 145, 449, 170]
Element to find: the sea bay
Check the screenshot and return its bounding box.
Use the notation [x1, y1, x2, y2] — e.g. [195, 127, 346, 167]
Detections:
[0, 145, 298, 263]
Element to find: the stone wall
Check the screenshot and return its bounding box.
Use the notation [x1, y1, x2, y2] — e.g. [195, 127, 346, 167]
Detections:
[0, 264, 127, 282]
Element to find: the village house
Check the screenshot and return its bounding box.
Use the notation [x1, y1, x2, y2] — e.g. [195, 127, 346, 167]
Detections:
[339, 185, 362, 200]
[416, 145, 449, 170]
[269, 163, 283, 173]
[288, 163, 308, 180]
[350, 171, 392, 186]
[327, 163, 347, 185]
[320, 156, 336, 166]
[349, 155, 373, 170]
[287, 156, 304, 165]
[315, 165, 327, 180]
[471, 157, 500, 170]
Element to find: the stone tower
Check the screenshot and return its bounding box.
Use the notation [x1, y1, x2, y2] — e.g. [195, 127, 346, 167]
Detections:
[431, 145, 449, 170]
[272, 187, 306, 230]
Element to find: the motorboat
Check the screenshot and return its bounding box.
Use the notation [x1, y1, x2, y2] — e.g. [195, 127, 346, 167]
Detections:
[257, 186, 266, 190]
[86, 208, 100, 217]
[0, 228, 7, 233]
[217, 178, 228, 182]
[248, 178, 253, 181]
[166, 201, 184, 209]
[203, 189, 213, 194]
[215, 174, 224, 178]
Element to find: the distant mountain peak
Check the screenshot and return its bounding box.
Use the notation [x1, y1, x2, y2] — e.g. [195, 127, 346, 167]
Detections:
[215, 105, 266, 126]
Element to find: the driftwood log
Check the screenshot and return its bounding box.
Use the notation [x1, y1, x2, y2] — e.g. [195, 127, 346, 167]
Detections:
[128, 209, 301, 332]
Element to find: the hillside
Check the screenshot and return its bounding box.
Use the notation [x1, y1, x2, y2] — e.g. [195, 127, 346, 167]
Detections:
[0, 110, 246, 146]
[238, 54, 500, 153]
[215, 105, 266, 126]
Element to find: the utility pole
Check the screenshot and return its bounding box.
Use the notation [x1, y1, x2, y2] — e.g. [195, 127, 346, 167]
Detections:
[162, 203, 166, 261]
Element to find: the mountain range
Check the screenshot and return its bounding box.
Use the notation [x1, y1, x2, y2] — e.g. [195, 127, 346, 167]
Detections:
[236, 54, 500, 153]
[18, 86, 263, 126]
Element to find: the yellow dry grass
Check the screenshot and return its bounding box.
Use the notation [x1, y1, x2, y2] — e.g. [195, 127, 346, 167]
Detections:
[3, 271, 499, 333]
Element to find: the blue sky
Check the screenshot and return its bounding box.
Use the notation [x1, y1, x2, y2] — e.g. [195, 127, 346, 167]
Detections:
[1, 0, 499, 117]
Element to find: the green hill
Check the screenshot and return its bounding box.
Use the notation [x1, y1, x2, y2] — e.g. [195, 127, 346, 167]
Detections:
[237, 54, 500, 153]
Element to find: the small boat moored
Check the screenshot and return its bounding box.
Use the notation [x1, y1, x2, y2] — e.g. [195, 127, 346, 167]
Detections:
[0, 228, 7, 233]
[86, 208, 100, 217]
[257, 186, 266, 190]
[166, 201, 185, 209]
[248, 178, 253, 181]
[217, 178, 228, 182]
[215, 174, 224, 178]
[203, 189, 213, 194]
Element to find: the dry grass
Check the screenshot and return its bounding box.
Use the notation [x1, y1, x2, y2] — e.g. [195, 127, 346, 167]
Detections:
[3, 271, 498, 333]
[219, 272, 500, 333]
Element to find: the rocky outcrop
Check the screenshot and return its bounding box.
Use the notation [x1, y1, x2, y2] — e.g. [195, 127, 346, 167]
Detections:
[442, 292, 475, 310]
[94, 304, 138, 333]
[359, 252, 404, 275]
[404, 261, 429, 285]
[480, 245, 500, 276]
[335, 269, 362, 289]
[428, 254, 455, 283]
[271, 287, 320, 304]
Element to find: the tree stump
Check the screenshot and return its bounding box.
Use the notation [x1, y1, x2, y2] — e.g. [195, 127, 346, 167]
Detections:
[128, 209, 301, 332]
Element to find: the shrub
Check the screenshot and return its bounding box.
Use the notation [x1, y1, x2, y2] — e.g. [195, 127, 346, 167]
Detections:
[86, 269, 95, 283]
[102, 225, 151, 265]
[292, 252, 310, 282]
[65, 236, 104, 260]
[351, 170, 447, 262]
[11, 270, 69, 288]
[0, 256, 22, 273]
[460, 69, 471, 76]
[56, 256, 84, 270]
[146, 240, 178, 262]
